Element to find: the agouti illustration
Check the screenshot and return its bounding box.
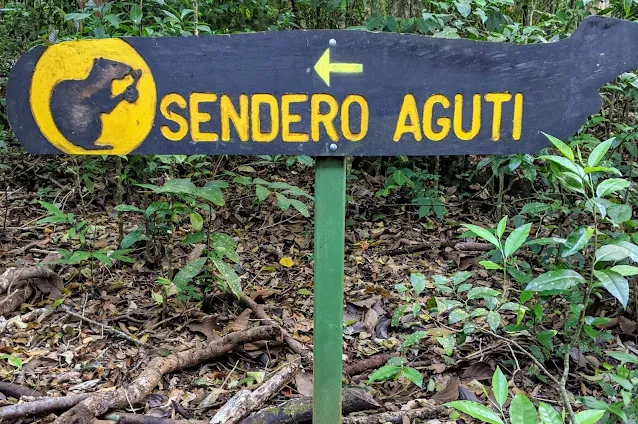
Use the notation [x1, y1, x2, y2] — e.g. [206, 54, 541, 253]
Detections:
[50, 57, 141, 150]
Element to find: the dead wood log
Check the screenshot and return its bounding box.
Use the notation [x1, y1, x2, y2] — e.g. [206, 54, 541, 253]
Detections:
[239, 388, 380, 424]
[380, 241, 492, 256]
[0, 286, 33, 317]
[343, 352, 399, 376]
[53, 326, 280, 424]
[210, 357, 300, 424]
[341, 407, 443, 423]
[0, 307, 50, 333]
[0, 393, 91, 420]
[0, 381, 43, 398]
[103, 412, 209, 423]
[0, 266, 63, 316]
[240, 294, 311, 360]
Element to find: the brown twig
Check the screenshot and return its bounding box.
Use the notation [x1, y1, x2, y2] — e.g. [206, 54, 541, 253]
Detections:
[240, 294, 311, 360]
[61, 305, 151, 348]
[0, 382, 43, 399]
[103, 413, 208, 424]
[53, 326, 280, 424]
[342, 406, 442, 423]
[0, 394, 91, 420]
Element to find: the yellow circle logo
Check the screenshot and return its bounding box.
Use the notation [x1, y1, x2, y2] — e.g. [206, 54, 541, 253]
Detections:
[30, 39, 156, 155]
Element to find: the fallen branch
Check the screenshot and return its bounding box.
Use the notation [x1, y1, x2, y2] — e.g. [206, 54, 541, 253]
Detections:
[210, 357, 300, 424]
[61, 305, 150, 348]
[380, 241, 492, 256]
[0, 286, 33, 317]
[0, 266, 62, 316]
[0, 307, 50, 333]
[0, 394, 90, 420]
[343, 352, 398, 376]
[240, 388, 380, 424]
[0, 381, 43, 398]
[103, 412, 209, 424]
[240, 294, 311, 360]
[53, 326, 280, 424]
[342, 406, 442, 423]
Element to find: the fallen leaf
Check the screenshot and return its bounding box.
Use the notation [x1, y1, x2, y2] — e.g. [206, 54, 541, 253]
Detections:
[295, 370, 313, 396]
[431, 376, 459, 404]
[279, 257, 294, 267]
[461, 361, 493, 381]
[188, 316, 222, 341]
[228, 309, 252, 333]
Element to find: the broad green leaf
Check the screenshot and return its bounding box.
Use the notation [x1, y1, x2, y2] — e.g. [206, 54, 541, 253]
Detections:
[368, 365, 401, 383]
[461, 224, 500, 248]
[562, 227, 594, 258]
[410, 273, 426, 296]
[198, 187, 225, 206]
[212, 257, 242, 298]
[596, 178, 630, 198]
[480, 260, 502, 270]
[605, 351, 638, 364]
[289, 199, 310, 217]
[161, 178, 197, 194]
[467, 287, 501, 300]
[445, 401, 504, 424]
[497, 216, 507, 238]
[596, 242, 638, 263]
[130, 4, 143, 25]
[39, 201, 64, 217]
[401, 366, 423, 387]
[574, 409, 605, 424]
[504, 223, 532, 258]
[594, 270, 629, 307]
[543, 133, 574, 161]
[584, 166, 622, 175]
[607, 204, 632, 225]
[402, 331, 427, 348]
[492, 366, 508, 409]
[536, 330, 557, 351]
[392, 169, 406, 186]
[588, 139, 613, 167]
[539, 402, 563, 424]
[190, 212, 204, 231]
[525, 270, 584, 292]
[509, 394, 538, 424]
[538, 155, 582, 176]
[520, 202, 551, 215]
[120, 226, 148, 249]
[275, 192, 291, 210]
[392, 305, 406, 327]
[557, 171, 585, 194]
[487, 311, 501, 331]
[211, 233, 240, 263]
[255, 185, 271, 202]
[173, 257, 206, 289]
[436, 333, 455, 356]
[448, 309, 469, 324]
[610, 265, 638, 276]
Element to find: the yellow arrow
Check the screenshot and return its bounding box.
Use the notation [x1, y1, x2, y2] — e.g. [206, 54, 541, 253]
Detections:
[314, 48, 363, 87]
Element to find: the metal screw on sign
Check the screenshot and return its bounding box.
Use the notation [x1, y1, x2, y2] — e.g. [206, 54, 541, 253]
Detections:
[329, 38, 337, 46]
[329, 143, 338, 152]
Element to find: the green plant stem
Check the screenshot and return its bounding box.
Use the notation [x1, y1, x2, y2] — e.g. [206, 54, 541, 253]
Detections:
[573, 213, 598, 345]
[115, 156, 124, 246]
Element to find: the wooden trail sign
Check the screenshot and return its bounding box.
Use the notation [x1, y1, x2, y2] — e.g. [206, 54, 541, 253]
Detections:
[6, 16, 638, 424]
[7, 16, 638, 157]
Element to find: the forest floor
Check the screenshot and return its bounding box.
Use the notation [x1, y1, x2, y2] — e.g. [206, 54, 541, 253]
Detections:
[0, 153, 633, 423]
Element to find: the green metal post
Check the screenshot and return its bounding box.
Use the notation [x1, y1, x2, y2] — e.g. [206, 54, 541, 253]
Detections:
[313, 156, 346, 424]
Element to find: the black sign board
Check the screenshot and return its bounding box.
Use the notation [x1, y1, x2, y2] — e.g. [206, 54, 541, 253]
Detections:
[7, 16, 638, 156]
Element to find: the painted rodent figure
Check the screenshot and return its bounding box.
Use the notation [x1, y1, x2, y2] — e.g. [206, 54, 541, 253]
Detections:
[51, 57, 141, 150]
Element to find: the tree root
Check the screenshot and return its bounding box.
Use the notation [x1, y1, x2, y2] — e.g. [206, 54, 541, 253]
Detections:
[343, 352, 399, 376]
[239, 388, 380, 424]
[240, 294, 311, 360]
[52, 326, 280, 424]
[210, 357, 300, 424]
[0, 266, 63, 316]
[102, 412, 209, 424]
[0, 394, 91, 420]
[341, 406, 443, 423]
[0, 381, 43, 399]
